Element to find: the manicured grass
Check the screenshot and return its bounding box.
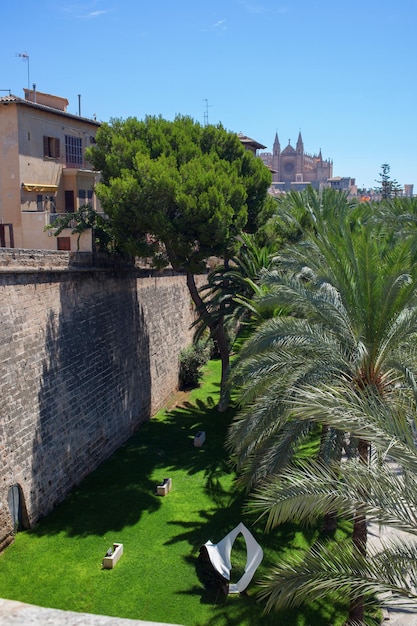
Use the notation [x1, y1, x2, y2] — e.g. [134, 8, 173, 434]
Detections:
[0, 360, 349, 625]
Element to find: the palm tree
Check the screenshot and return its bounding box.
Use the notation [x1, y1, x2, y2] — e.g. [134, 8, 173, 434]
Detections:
[194, 232, 274, 344]
[226, 191, 417, 622]
[249, 381, 417, 622]
[228, 199, 417, 478]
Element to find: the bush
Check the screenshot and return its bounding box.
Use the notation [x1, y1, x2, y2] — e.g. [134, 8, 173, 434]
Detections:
[179, 342, 211, 390]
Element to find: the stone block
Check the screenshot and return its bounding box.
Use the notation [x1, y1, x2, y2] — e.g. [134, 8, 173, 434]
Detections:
[157, 477, 172, 496]
[102, 543, 123, 569]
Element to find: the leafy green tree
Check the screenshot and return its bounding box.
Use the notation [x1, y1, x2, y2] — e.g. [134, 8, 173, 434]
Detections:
[226, 191, 417, 622]
[87, 116, 272, 401]
[45, 204, 115, 253]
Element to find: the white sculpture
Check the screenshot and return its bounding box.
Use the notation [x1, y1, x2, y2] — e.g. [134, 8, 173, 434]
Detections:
[202, 522, 263, 594]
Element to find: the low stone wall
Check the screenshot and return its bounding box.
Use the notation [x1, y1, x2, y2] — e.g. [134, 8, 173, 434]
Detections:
[0, 599, 183, 626]
[0, 250, 200, 547]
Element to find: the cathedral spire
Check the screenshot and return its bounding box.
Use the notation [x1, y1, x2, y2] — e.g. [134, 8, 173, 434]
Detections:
[273, 131, 280, 149]
[296, 130, 303, 149]
[273, 131, 280, 157]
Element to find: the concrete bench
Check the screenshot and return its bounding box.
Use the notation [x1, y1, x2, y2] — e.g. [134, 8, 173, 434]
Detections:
[157, 477, 172, 496]
[102, 543, 123, 569]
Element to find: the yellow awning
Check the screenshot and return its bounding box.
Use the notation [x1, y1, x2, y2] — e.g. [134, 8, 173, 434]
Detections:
[22, 183, 58, 193]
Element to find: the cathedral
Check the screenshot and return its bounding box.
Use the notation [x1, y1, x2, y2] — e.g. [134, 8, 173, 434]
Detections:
[260, 131, 333, 191]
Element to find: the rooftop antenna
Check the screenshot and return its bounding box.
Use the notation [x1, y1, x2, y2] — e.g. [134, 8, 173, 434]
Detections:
[203, 98, 212, 126]
[16, 53, 30, 92]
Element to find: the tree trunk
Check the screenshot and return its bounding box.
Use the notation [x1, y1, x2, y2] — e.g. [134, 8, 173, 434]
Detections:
[186, 271, 230, 411]
[346, 439, 370, 625]
[319, 424, 344, 533]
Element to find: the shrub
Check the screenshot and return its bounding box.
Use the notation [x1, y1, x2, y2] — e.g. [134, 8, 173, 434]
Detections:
[179, 342, 211, 390]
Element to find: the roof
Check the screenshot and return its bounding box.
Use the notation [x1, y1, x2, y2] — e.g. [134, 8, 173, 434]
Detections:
[0, 94, 100, 126]
[237, 133, 267, 150]
[281, 144, 296, 155]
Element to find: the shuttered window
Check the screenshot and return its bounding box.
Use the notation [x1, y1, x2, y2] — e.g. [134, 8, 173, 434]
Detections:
[57, 237, 71, 251]
[43, 136, 60, 158]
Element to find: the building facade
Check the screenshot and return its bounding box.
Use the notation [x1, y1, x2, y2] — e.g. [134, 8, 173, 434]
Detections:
[260, 131, 333, 192]
[0, 89, 101, 251]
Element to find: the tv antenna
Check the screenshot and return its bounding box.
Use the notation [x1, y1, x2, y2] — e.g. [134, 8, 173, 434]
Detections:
[16, 52, 30, 91]
[203, 98, 213, 126]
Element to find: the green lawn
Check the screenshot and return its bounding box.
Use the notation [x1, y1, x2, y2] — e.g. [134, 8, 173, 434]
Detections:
[0, 360, 349, 626]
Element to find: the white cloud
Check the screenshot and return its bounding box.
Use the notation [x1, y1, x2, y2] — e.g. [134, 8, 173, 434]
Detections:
[85, 10, 107, 18]
[62, 3, 110, 19]
[200, 18, 227, 32]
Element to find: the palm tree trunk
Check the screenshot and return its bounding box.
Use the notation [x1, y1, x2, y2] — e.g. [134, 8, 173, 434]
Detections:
[346, 509, 367, 625]
[346, 439, 370, 625]
[320, 425, 344, 533]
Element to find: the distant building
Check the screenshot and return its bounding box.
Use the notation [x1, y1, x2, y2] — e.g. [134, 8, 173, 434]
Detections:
[237, 132, 266, 156]
[260, 131, 333, 192]
[404, 184, 414, 197]
[0, 88, 101, 250]
[328, 176, 357, 195]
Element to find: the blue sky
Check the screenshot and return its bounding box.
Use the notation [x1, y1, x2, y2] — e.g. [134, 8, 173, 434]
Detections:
[2, 0, 417, 189]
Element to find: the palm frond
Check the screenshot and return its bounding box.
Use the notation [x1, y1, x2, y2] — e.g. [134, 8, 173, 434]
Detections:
[258, 539, 417, 615]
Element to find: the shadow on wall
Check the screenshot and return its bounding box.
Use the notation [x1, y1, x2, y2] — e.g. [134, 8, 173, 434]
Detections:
[30, 271, 151, 525]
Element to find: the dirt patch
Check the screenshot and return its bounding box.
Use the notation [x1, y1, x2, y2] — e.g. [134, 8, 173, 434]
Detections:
[164, 389, 191, 411]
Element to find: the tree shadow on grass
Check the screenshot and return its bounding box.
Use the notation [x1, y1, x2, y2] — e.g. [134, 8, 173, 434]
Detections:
[29, 391, 237, 539]
[27, 375, 348, 624]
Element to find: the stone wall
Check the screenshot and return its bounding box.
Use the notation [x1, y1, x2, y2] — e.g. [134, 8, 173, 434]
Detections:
[0, 250, 199, 548]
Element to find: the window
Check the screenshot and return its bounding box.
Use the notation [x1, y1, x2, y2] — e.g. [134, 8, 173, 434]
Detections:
[36, 194, 43, 211]
[65, 190, 75, 213]
[57, 237, 71, 251]
[79, 189, 94, 209]
[65, 135, 83, 167]
[43, 136, 60, 158]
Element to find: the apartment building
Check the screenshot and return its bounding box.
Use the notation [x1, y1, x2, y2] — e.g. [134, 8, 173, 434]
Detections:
[0, 89, 101, 251]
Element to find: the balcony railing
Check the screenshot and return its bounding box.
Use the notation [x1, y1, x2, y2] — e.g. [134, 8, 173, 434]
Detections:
[49, 213, 78, 228]
[48, 211, 106, 227]
[53, 154, 95, 170]
[64, 160, 94, 170]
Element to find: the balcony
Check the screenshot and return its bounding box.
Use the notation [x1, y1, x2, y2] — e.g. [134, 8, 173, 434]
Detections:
[65, 160, 94, 171]
[48, 213, 78, 228]
[48, 212, 106, 227]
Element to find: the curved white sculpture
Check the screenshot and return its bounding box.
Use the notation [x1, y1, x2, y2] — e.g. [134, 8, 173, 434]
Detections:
[203, 522, 263, 594]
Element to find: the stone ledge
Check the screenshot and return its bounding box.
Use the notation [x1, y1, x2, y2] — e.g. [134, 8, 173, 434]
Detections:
[0, 599, 183, 626]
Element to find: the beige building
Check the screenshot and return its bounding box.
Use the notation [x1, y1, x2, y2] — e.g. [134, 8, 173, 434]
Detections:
[0, 89, 101, 251]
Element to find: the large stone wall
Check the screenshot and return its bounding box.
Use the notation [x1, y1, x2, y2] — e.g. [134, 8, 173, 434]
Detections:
[0, 250, 199, 548]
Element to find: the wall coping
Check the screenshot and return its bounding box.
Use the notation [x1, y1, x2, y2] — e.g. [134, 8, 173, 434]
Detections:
[0, 249, 193, 277]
